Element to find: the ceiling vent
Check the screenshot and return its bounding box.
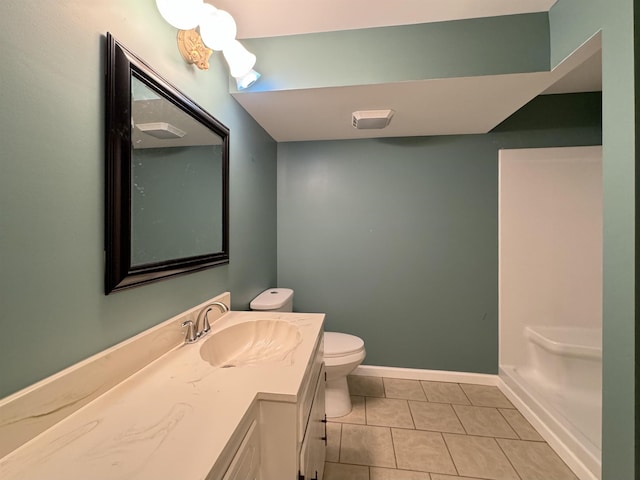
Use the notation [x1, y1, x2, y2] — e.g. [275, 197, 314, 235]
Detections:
[352, 109, 395, 129]
[136, 122, 186, 139]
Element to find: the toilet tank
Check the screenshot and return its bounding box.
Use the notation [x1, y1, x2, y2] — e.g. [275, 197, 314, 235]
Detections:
[250, 288, 294, 312]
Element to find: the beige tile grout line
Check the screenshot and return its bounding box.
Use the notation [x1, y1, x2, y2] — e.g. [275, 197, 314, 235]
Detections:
[417, 378, 475, 405]
[405, 398, 417, 431]
[497, 407, 525, 441]
[493, 435, 525, 480]
[382, 379, 455, 478]
[382, 379, 402, 471]
[339, 390, 398, 473]
[442, 380, 524, 479]
[431, 395, 462, 478]
[389, 425, 397, 469]
[490, 417, 579, 480]
[337, 423, 343, 464]
[449, 396, 470, 437]
[373, 382, 397, 473]
[414, 374, 476, 480]
[335, 380, 538, 478]
[333, 379, 579, 480]
[496, 407, 547, 443]
[458, 382, 473, 405]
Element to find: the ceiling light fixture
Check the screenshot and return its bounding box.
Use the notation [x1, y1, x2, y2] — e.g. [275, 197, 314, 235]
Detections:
[155, 0, 260, 90]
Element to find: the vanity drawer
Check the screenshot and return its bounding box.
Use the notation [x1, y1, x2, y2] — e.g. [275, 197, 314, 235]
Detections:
[222, 419, 260, 480]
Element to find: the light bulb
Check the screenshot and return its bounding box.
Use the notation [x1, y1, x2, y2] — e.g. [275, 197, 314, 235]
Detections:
[155, 0, 204, 30]
[236, 70, 261, 90]
[199, 8, 237, 51]
[223, 40, 256, 78]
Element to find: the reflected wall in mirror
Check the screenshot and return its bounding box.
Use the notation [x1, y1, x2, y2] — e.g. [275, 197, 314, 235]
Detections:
[106, 33, 229, 294]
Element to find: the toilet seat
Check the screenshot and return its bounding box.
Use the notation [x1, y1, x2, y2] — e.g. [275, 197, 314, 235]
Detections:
[324, 332, 365, 358]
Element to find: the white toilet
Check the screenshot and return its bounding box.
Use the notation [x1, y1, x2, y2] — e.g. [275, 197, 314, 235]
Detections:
[323, 331, 366, 417]
[250, 288, 366, 418]
[249, 287, 294, 312]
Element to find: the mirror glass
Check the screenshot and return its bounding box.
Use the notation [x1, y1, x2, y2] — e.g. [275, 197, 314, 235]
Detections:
[130, 77, 224, 266]
[106, 33, 229, 294]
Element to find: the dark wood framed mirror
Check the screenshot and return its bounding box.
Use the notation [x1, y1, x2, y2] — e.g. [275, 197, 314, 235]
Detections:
[105, 33, 229, 294]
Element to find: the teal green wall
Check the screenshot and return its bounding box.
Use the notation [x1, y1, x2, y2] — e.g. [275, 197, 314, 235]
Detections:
[242, 13, 549, 92]
[131, 146, 223, 265]
[278, 93, 601, 374]
[549, 2, 636, 478]
[0, 0, 277, 398]
[0, 2, 635, 476]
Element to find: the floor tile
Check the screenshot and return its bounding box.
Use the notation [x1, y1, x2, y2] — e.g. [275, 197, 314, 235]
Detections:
[383, 378, 427, 400]
[443, 433, 519, 480]
[459, 384, 513, 408]
[431, 475, 485, 480]
[452, 405, 518, 439]
[331, 395, 366, 424]
[409, 401, 465, 434]
[420, 381, 470, 405]
[340, 424, 396, 468]
[366, 397, 414, 428]
[324, 462, 370, 480]
[348, 375, 385, 397]
[370, 467, 430, 480]
[326, 422, 342, 462]
[329, 377, 574, 480]
[499, 409, 544, 441]
[497, 438, 579, 480]
[392, 429, 457, 475]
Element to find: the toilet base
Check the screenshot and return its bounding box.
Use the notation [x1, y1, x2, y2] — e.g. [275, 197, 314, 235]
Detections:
[325, 376, 353, 418]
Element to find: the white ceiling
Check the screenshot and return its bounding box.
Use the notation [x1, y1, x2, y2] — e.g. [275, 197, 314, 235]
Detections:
[543, 48, 602, 95]
[233, 73, 552, 142]
[208, 0, 602, 141]
[212, 0, 558, 39]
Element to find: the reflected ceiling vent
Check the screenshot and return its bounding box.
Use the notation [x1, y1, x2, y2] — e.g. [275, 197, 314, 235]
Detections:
[136, 122, 186, 139]
[352, 109, 395, 129]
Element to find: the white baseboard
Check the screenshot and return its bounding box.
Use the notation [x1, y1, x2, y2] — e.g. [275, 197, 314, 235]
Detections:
[352, 365, 499, 386]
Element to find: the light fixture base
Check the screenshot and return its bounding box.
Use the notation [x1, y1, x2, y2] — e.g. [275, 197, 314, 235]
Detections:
[177, 29, 213, 70]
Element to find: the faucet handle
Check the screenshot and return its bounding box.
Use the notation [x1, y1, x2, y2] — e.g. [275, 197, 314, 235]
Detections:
[202, 309, 212, 335]
[181, 320, 197, 343]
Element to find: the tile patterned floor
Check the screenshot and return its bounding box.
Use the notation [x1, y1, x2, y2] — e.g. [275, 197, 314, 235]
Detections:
[324, 376, 578, 480]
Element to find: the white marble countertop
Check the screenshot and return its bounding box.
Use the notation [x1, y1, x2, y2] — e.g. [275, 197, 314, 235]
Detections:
[0, 311, 324, 480]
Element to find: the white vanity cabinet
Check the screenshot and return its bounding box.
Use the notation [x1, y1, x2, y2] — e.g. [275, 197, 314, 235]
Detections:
[0, 307, 327, 480]
[259, 334, 326, 480]
[221, 420, 260, 480]
[299, 364, 326, 480]
[207, 404, 261, 480]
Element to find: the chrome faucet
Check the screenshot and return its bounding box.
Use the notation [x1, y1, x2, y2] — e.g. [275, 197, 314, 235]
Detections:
[181, 319, 197, 343]
[182, 301, 230, 344]
[196, 301, 229, 337]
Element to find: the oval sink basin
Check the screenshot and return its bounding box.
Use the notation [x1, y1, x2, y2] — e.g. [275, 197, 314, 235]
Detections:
[199, 320, 302, 368]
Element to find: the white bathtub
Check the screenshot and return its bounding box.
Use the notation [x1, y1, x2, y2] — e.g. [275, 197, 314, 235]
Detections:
[525, 325, 601, 394]
[500, 325, 602, 480]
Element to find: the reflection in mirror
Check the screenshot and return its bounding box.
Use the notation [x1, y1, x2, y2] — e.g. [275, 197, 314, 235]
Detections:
[130, 77, 223, 266]
[106, 33, 229, 294]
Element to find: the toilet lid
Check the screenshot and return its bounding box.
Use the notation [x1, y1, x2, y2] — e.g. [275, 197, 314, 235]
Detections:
[324, 332, 365, 357]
